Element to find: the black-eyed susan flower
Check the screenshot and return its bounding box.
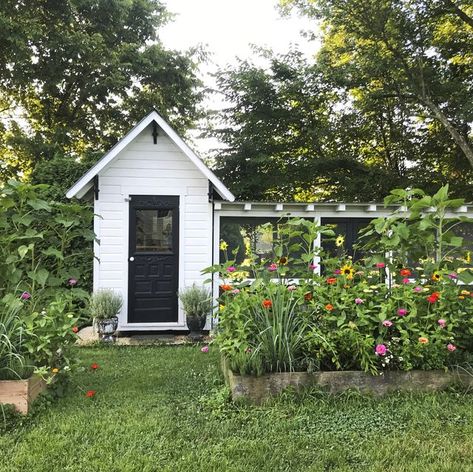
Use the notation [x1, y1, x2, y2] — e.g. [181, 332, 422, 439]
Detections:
[335, 235, 345, 247]
[340, 264, 355, 280]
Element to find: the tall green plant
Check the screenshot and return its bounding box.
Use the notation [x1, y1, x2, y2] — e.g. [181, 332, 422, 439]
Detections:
[359, 185, 473, 282]
[0, 301, 32, 380]
[0, 180, 93, 313]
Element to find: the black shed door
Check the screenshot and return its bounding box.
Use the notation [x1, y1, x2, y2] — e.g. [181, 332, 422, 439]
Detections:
[128, 195, 179, 323]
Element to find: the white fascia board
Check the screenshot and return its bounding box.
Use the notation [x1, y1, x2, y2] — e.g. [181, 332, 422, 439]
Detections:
[153, 113, 235, 202]
[66, 110, 235, 202]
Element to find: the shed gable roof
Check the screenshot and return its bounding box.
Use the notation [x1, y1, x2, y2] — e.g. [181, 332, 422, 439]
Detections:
[66, 110, 235, 201]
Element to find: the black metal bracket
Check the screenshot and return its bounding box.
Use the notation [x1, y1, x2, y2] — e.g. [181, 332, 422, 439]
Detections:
[208, 181, 215, 203]
[152, 121, 158, 144]
[93, 175, 99, 200]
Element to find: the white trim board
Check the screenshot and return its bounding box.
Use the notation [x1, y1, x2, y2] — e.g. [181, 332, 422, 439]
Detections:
[66, 110, 235, 202]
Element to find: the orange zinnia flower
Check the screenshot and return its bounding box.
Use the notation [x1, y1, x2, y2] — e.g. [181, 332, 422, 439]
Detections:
[91, 363, 99, 370]
[85, 390, 96, 398]
[400, 268, 412, 277]
[262, 299, 272, 309]
[325, 304, 334, 311]
[220, 284, 233, 291]
[326, 277, 337, 285]
[418, 337, 429, 344]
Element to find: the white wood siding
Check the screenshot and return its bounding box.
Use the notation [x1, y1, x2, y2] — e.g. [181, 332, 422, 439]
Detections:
[94, 124, 212, 330]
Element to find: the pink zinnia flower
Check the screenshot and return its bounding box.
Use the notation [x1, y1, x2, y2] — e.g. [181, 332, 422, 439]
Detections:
[375, 344, 387, 356]
[355, 298, 364, 305]
[226, 266, 236, 273]
[334, 269, 341, 275]
[287, 285, 297, 291]
[268, 263, 278, 272]
[308, 263, 318, 270]
[402, 278, 410, 284]
[20, 291, 31, 300]
[68, 278, 78, 286]
[448, 273, 458, 280]
[447, 343, 456, 352]
[375, 262, 386, 269]
[413, 286, 422, 293]
[397, 308, 408, 316]
[201, 345, 209, 353]
[231, 289, 240, 295]
[438, 319, 446, 328]
[382, 320, 393, 327]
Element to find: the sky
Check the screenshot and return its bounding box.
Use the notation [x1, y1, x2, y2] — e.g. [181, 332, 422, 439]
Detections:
[160, 0, 318, 66]
[159, 0, 320, 153]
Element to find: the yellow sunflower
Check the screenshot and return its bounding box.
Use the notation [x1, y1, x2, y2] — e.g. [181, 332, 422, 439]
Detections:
[340, 264, 355, 280]
[431, 272, 441, 282]
[219, 240, 228, 251]
[335, 235, 345, 247]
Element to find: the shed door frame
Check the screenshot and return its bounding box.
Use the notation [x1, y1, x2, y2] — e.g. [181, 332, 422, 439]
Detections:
[127, 195, 180, 324]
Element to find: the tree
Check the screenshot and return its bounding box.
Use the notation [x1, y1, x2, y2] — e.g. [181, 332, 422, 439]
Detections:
[282, 0, 473, 175]
[212, 50, 404, 202]
[0, 0, 204, 181]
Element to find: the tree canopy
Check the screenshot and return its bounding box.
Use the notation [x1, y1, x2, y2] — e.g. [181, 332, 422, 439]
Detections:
[0, 0, 203, 182]
[212, 0, 473, 202]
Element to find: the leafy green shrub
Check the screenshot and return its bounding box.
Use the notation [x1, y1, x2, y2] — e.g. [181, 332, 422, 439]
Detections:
[22, 294, 79, 372]
[0, 179, 93, 319]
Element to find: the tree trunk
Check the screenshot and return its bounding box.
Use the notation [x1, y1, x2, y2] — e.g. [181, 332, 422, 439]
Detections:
[423, 95, 473, 169]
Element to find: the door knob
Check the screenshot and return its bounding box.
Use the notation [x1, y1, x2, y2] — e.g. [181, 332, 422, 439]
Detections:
[129, 257, 134, 262]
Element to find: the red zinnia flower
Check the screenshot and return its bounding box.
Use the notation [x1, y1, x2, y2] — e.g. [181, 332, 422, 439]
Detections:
[72, 326, 79, 333]
[304, 292, 313, 301]
[400, 268, 412, 277]
[427, 292, 440, 304]
[262, 299, 272, 309]
[85, 390, 96, 398]
[91, 363, 99, 370]
[326, 277, 337, 285]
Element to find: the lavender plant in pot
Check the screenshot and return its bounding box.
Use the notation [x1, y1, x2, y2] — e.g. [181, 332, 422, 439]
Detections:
[90, 290, 123, 342]
[178, 285, 212, 341]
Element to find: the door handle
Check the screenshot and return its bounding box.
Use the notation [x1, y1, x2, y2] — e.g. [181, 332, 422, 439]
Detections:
[129, 257, 134, 262]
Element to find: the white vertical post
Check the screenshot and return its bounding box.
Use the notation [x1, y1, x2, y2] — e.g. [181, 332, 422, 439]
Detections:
[212, 208, 221, 330]
[313, 215, 321, 275]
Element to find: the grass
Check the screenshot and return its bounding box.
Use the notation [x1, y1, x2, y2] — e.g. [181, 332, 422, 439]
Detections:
[2, 346, 473, 471]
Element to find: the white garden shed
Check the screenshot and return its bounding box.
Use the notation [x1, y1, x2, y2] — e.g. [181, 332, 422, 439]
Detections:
[67, 110, 235, 331]
[68, 110, 473, 332]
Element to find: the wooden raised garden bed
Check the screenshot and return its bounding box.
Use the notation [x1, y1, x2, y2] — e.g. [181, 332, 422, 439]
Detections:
[222, 361, 473, 404]
[0, 375, 47, 414]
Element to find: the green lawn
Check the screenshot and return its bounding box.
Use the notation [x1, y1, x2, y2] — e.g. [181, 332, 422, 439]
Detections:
[2, 345, 473, 471]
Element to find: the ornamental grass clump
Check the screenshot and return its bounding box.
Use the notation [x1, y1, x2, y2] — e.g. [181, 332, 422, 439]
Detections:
[178, 284, 212, 318]
[0, 301, 32, 380]
[251, 284, 306, 373]
[89, 290, 123, 320]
